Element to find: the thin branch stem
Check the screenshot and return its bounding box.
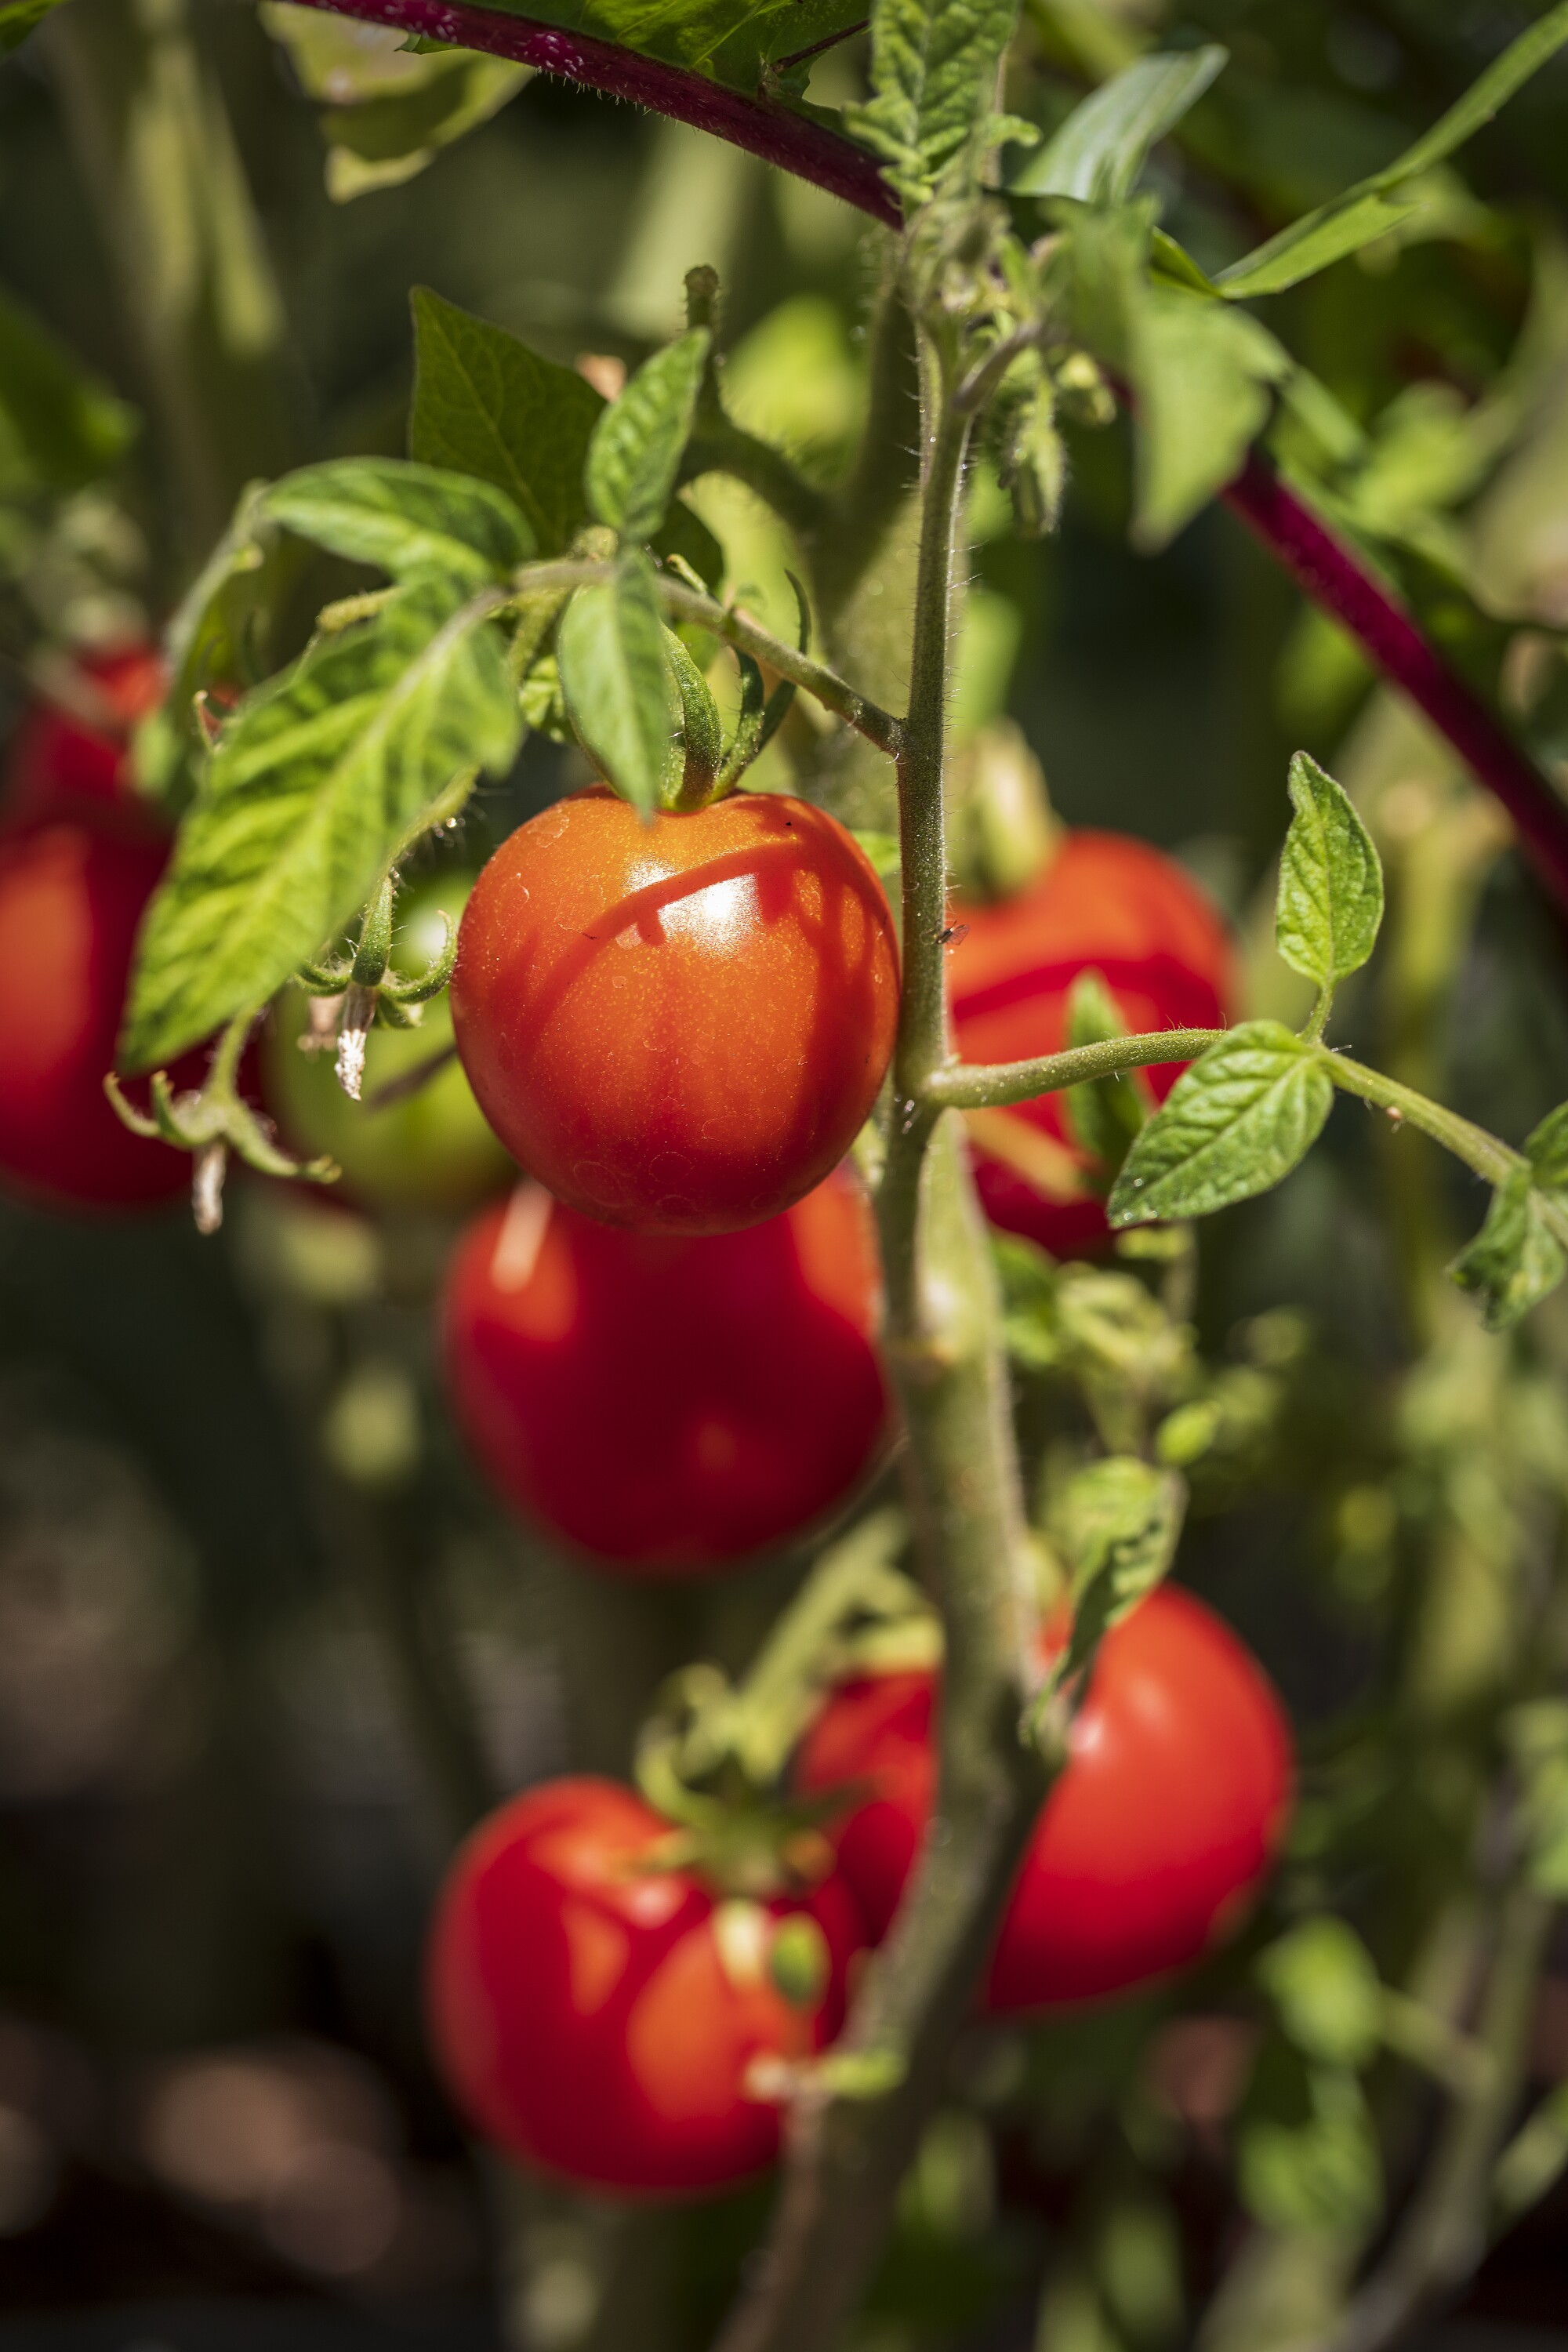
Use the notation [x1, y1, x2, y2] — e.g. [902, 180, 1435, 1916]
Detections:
[1319, 1050, 1523, 1191]
[927, 1029, 1226, 1110]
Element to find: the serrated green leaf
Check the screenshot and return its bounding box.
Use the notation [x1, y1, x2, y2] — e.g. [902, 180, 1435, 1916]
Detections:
[409, 289, 606, 556]
[122, 582, 520, 1069]
[0, 284, 136, 495]
[1260, 1919, 1383, 2071]
[1449, 1168, 1568, 1333]
[1109, 1022, 1333, 1228]
[847, 0, 1020, 210]
[586, 331, 709, 542]
[1012, 45, 1226, 203]
[557, 550, 674, 814]
[0, 0, 63, 57]
[1218, 2, 1568, 299]
[1276, 750, 1384, 994]
[261, 458, 533, 586]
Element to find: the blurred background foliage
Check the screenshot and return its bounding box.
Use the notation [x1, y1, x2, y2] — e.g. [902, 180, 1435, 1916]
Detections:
[5, 0, 1568, 2345]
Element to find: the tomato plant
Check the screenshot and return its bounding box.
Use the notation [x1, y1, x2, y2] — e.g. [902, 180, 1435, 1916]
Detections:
[2, 644, 164, 828]
[797, 1584, 1293, 2009]
[0, 811, 202, 1208]
[450, 788, 899, 1235]
[948, 833, 1234, 1258]
[265, 873, 512, 1211]
[425, 1776, 862, 2193]
[441, 1167, 887, 1571]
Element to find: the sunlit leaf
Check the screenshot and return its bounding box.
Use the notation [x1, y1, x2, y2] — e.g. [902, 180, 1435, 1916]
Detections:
[1275, 750, 1384, 994]
[557, 550, 675, 813]
[1013, 45, 1226, 203]
[586, 331, 709, 542]
[1108, 1022, 1333, 1226]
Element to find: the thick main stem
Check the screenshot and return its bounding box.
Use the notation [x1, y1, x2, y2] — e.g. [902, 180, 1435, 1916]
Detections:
[713, 353, 1046, 2352]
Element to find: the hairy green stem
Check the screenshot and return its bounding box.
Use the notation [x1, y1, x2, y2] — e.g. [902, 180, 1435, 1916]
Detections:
[1319, 1051, 1523, 1191]
[928, 1029, 1227, 1109]
[712, 333, 1045, 2352]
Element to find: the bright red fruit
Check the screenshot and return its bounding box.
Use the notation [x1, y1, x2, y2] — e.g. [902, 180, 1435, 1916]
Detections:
[425, 1777, 863, 2194]
[948, 833, 1234, 1258]
[3, 644, 165, 827]
[441, 1169, 887, 1573]
[0, 812, 202, 1210]
[796, 1584, 1293, 2011]
[449, 788, 899, 1235]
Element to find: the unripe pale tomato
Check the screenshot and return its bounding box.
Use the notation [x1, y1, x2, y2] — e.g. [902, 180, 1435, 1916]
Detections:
[3, 644, 165, 827]
[264, 876, 512, 1212]
[948, 833, 1234, 1258]
[441, 1168, 887, 1573]
[424, 1776, 864, 2194]
[449, 788, 899, 1235]
[796, 1584, 1292, 2011]
[0, 811, 205, 1210]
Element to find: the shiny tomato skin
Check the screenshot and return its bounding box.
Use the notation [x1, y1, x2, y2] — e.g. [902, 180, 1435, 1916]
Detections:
[796, 1584, 1293, 2011]
[449, 788, 899, 1235]
[425, 1776, 863, 2194]
[441, 1168, 887, 1573]
[948, 833, 1234, 1258]
[0, 812, 203, 1210]
[3, 644, 165, 826]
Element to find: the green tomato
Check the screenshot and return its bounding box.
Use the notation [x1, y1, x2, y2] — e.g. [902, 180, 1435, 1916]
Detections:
[266, 875, 513, 1210]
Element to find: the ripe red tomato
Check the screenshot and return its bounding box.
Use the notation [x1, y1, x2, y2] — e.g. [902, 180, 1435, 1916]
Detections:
[441, 1168, 887, 1572]
[425, 1776, 863, 2193]
[0, 811, 205, 1210]
[948, 833, 1234, 1258]
[796, 1584, 1292, 2011]
[449, 787, 899, 1234]
[3, 644, 165, 827]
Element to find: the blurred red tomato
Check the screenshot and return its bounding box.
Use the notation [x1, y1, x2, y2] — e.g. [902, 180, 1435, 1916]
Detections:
[441, 1167, 887, 1572]
[948, 833, 1234, 1258]
[0, 811, 205, 1210]
[450, 786, 899, 1234]
[796, 1584, 1292, 2010]
[3, 644, 164, 826]
[425, 1776, 863, 2193]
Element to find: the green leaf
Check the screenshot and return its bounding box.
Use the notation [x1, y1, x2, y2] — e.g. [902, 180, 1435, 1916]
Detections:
[1109, 1022, 1333, 1228]
[261, 458, 534, 586]
[1525, 1102, 1568, 1196]
[0, 0, 63, 57]
[1275, 750, 1384, 996]
[1218, 2, 1568, 298]
[846, 0, 1021, 211]
[1239, 2056, 1383, 2238]
[1449, 1168, 1568, 1333]
[557, 550, 674, 814]
[0, 284, 136, 495]
[133, 482, 288, 812]
[1062, 971, 1146, 1177]
[409, 289, 606, 556]
[1260, 1920, 1383, 2071]
[122, 582, 520, 1069]
[1012, 45, 1227, 203]
[1042, 1456, 1185, 1700]
[1130, 289, 1288, 548]
[586, 331, 710, 543]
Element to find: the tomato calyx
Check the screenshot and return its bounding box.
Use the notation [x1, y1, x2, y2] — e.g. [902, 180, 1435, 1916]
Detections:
[296, 869, 458, 1102]
[107, 1008, 337, 1233]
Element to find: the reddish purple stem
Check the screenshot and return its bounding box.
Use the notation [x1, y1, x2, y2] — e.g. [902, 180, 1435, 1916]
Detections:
[292, 0, 1568, 907]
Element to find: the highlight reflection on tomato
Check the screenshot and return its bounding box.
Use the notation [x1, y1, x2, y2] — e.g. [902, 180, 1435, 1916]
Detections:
[441, 1167, 887, 1573]
[450, 787, 899, 1235]
[796, 1584, 1293, 2010]
[948, 833, 1234, 1258]
[424, 1777, 863, 2194]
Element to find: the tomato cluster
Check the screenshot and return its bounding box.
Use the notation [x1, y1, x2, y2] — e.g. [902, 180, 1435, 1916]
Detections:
[796, 1584, 1293, 2009]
